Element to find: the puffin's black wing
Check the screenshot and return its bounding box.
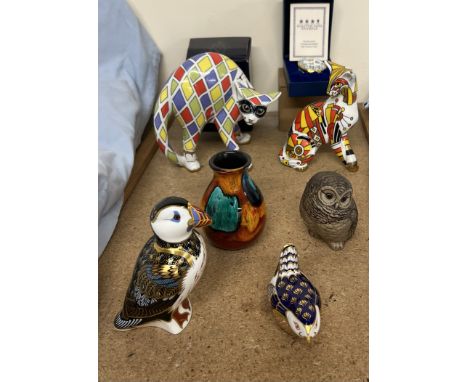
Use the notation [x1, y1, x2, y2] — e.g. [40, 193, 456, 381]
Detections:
[116, 237, 187, 327]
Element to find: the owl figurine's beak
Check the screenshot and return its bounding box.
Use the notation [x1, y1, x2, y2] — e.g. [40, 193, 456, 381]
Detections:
[188, 203, 212, 228]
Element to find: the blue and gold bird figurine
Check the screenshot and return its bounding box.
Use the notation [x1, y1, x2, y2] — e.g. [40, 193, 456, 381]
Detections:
[114, 196, 211, 334]
[268, 244, 321, 342]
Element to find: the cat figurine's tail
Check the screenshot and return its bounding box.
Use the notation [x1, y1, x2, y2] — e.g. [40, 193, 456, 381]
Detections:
[153, 83, 187, 167]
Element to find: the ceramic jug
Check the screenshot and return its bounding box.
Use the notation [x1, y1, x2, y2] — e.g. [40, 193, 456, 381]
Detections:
[201, 150, 265, 250]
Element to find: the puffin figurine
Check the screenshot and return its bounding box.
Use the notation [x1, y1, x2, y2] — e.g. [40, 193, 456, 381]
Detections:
[267, 244, 321, 342]
[114, 196, 211, 334]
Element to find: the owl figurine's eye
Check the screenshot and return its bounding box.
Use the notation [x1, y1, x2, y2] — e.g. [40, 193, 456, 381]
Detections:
[339, 193, 352, 208]
[319, 188, 337, 205]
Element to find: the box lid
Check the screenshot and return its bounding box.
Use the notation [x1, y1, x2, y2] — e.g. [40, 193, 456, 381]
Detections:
[187, 37, 251, 61]
[283, 0, 334, 61]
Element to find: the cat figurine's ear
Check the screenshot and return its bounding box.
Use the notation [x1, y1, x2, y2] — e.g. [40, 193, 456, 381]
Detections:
[232, 76, 281, 105]
[263, 91, 281, 104]
[341, 71, 357, 92]
[339, 71, 357, 105]
[232, 74, 253, 101]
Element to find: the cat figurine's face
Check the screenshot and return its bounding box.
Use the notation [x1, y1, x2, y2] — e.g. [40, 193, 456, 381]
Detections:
[328, 71, 357, 106]
[233, 79, 281, 125]
[238, 99, 267, 125]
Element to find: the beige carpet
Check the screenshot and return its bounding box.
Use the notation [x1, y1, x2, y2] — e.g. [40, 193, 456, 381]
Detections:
[99, 113, 369, 381]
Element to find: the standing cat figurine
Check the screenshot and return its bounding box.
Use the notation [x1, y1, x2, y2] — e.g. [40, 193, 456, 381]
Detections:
[153, 52, 281, 172]
[279, 61, 359, 172]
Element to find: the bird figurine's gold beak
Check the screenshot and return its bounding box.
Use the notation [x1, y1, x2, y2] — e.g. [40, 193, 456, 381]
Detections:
[188, 203, 212, 228]
[305, 325, 312, 343]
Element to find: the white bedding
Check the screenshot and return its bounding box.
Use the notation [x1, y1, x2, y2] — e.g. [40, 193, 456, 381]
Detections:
[98, 0, 160, 256]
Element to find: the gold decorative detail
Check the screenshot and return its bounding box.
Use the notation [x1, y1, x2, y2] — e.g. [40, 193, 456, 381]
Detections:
[286, 284, 293, 291]
[293, 288, 303, 295]
[153, 243, 194, 267]
[157, 264, 180, 278]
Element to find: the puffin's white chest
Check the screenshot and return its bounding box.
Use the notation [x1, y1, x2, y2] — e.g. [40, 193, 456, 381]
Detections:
[175, 232, 206, 309]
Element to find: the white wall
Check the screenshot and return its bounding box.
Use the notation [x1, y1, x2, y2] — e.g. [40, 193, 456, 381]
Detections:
[127, 0, 368, 109]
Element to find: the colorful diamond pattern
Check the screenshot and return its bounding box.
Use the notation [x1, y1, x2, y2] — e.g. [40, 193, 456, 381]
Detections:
[170, 79, 178, 93]
[189, 97, 201, 116]
[205, 69, 218, 88]
[161, 102, 169, 118]
[196, 113, 205, 127]
[187, 122, 198, 135]
[224, 89, 233, 102]
[221, 76, 230, 92]
[159, 87, 168, 102]
[174, 67, 185, 81]
[250, 97, 261, 105]
[210, 52, 223, 65]
[182, 60, 194, 71]
[239, 88, 281, 106]
[189, 70, 200, 82]
[156, 52, 245, 154]
[210, 85, 222, 102]
[217, 62, 227, 78]
[200, 93, 211, 109]
[213, 98, 224, 113]
[230, 105, 240, 120]
[194, 79, 207, 96]
[180, 107, 193, 123]
[173, 90, 186, 111]
[217, 109, 227, 123]
[154, 114, 162, 130]
[198, 56, 212, 72]
[181, 80, 193, 100]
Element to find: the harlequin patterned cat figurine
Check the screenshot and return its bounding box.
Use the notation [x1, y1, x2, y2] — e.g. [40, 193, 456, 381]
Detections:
[153, 52, 281, 172]
[279, 61, 359, 172]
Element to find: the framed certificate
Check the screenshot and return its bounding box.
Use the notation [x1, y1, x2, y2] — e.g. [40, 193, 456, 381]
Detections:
[289, 3, 330, 61]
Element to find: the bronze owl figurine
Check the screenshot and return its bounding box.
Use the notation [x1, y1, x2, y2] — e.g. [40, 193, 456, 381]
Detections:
[300, 171, 358, 250]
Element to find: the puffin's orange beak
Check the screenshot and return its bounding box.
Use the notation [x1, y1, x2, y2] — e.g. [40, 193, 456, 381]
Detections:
[188, 204, 211, 228]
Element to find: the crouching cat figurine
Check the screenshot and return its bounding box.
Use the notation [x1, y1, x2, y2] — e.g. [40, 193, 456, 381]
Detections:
[279, 61, 359, 172]
[153, 52, 281, 171]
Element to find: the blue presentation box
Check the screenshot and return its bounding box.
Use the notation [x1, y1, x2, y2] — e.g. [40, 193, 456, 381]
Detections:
[283, 0, 334, 97]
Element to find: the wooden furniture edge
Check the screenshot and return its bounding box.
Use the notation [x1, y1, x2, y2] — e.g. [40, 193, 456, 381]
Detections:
[123, 118, 157, 204]
[358, 103, 369, 142]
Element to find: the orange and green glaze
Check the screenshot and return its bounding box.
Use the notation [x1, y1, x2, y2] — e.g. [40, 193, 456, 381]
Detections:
[201, 151, 266, 250]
